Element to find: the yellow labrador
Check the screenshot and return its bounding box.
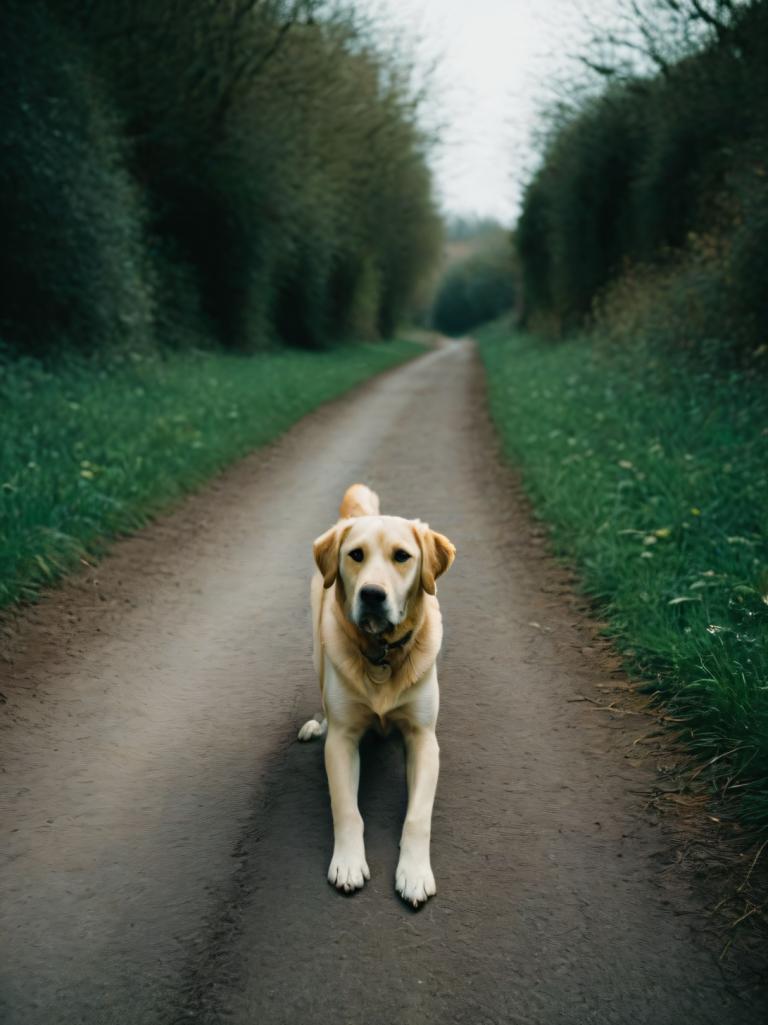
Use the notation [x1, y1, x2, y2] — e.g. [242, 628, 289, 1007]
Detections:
[298, 484, 455, 906]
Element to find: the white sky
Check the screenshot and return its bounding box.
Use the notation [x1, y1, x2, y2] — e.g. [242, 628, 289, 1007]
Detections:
[366, 0, 611, 224]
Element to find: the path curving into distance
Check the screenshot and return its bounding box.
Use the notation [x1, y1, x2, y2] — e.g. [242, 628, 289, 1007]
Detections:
[1, 340, 765, 1024]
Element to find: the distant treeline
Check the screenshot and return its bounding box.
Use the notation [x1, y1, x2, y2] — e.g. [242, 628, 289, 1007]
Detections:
[0, 1, 441, 357]
[517, 0, 768, 353]
[432, 226, 515, 336]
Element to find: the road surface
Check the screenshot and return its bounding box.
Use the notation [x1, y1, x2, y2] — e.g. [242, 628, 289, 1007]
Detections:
[1, 340, 765, 1024]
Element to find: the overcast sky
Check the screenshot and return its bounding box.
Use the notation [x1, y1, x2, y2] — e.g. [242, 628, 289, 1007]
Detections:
[367, 0, 610, 225]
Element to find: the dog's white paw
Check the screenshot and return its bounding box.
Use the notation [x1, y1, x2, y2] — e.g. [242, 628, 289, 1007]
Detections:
[328, 847, 370, 893]
[298, 718, 327, 742]
[395, 855, 436, 907]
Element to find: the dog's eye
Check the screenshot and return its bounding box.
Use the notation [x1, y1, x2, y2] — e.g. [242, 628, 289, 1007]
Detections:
[348, 548, 364, 563]
[393, 549, 412, 563]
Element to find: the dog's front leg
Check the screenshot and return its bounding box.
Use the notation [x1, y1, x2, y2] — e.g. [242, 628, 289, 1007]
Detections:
[397, 724, 440, 906]
[324, 723, 369, 893]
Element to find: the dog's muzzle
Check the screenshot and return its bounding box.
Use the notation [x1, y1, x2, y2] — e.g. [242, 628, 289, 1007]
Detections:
[356, 585, 392, 634]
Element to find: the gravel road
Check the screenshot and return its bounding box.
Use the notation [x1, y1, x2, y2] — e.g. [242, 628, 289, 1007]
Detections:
[1, 340, 765, 1024]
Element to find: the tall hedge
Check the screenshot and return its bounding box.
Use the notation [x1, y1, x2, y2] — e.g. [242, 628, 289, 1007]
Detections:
[0, 1, 155, 356]
[517, 0, 768, 350]
[1, 1, 441, 357]
[432, 236, 516, 336]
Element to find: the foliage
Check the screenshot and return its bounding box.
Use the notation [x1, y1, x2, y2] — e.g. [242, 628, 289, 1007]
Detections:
[432, 232, 516, 336]
[479, 322, 768, 834]
[0, 339, 423, 609]
[0, 1, 441, 356]
[0, 1, 155, 356]
[517, 0, 768, 351]
[444, 217, 507, 243]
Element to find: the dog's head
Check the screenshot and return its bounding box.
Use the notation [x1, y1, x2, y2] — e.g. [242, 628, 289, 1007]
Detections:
[313, 515, 455, 636]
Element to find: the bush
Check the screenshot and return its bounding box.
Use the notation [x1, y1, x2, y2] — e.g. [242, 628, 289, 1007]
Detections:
[0, 2, 441, 358]
[517, 0, 768, 354]
[47, 1, 441, 353]
[0, 1, 155, 357]
[432, 237, 516, 336]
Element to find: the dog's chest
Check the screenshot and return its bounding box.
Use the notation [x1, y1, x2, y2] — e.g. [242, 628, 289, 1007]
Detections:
[364, 669, 400, 719]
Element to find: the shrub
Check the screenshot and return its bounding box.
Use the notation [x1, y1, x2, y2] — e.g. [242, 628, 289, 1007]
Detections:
[48, 1, 441, 352]
[0, 1, 155, 356]
[0, 2, 440, 358]
[517, 0, 768, 355]
[432, 237, 516, 336]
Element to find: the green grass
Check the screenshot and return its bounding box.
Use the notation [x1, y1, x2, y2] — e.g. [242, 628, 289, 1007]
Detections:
[0, 340, 422, 610]
[478, 321, 768, 833]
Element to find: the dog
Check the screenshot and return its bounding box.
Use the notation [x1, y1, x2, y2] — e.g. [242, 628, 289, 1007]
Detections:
[298, 483, 455, 906]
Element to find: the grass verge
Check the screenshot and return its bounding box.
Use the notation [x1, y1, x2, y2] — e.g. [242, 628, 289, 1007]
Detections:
[0, 340, 423, 610]
[478, 321, 768, 834]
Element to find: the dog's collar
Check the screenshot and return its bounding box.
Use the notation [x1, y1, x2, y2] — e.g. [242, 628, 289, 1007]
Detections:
[362, 630, 413, 668]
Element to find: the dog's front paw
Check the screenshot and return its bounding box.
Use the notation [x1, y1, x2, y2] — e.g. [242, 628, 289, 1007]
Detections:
[328, 847, 370, 893]
[298, 718, 327, 742]
[395, 854, 436, 907]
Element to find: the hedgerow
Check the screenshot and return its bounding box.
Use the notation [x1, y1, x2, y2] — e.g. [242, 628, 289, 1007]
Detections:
[0, 1, 441, 357]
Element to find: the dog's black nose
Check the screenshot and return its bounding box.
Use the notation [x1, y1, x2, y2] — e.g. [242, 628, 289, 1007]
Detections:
[360, 585, 387, 606]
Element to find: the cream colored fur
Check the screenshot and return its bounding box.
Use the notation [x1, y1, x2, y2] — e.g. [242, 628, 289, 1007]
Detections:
[298, 483, 455, 906]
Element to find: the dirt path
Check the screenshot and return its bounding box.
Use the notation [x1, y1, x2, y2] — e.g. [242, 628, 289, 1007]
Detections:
[1, 340, 765, 1025]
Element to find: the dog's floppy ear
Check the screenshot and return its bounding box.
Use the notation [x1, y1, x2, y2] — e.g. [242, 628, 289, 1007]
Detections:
[313, 521, 352, 589]
[412, 522, 456, 596]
